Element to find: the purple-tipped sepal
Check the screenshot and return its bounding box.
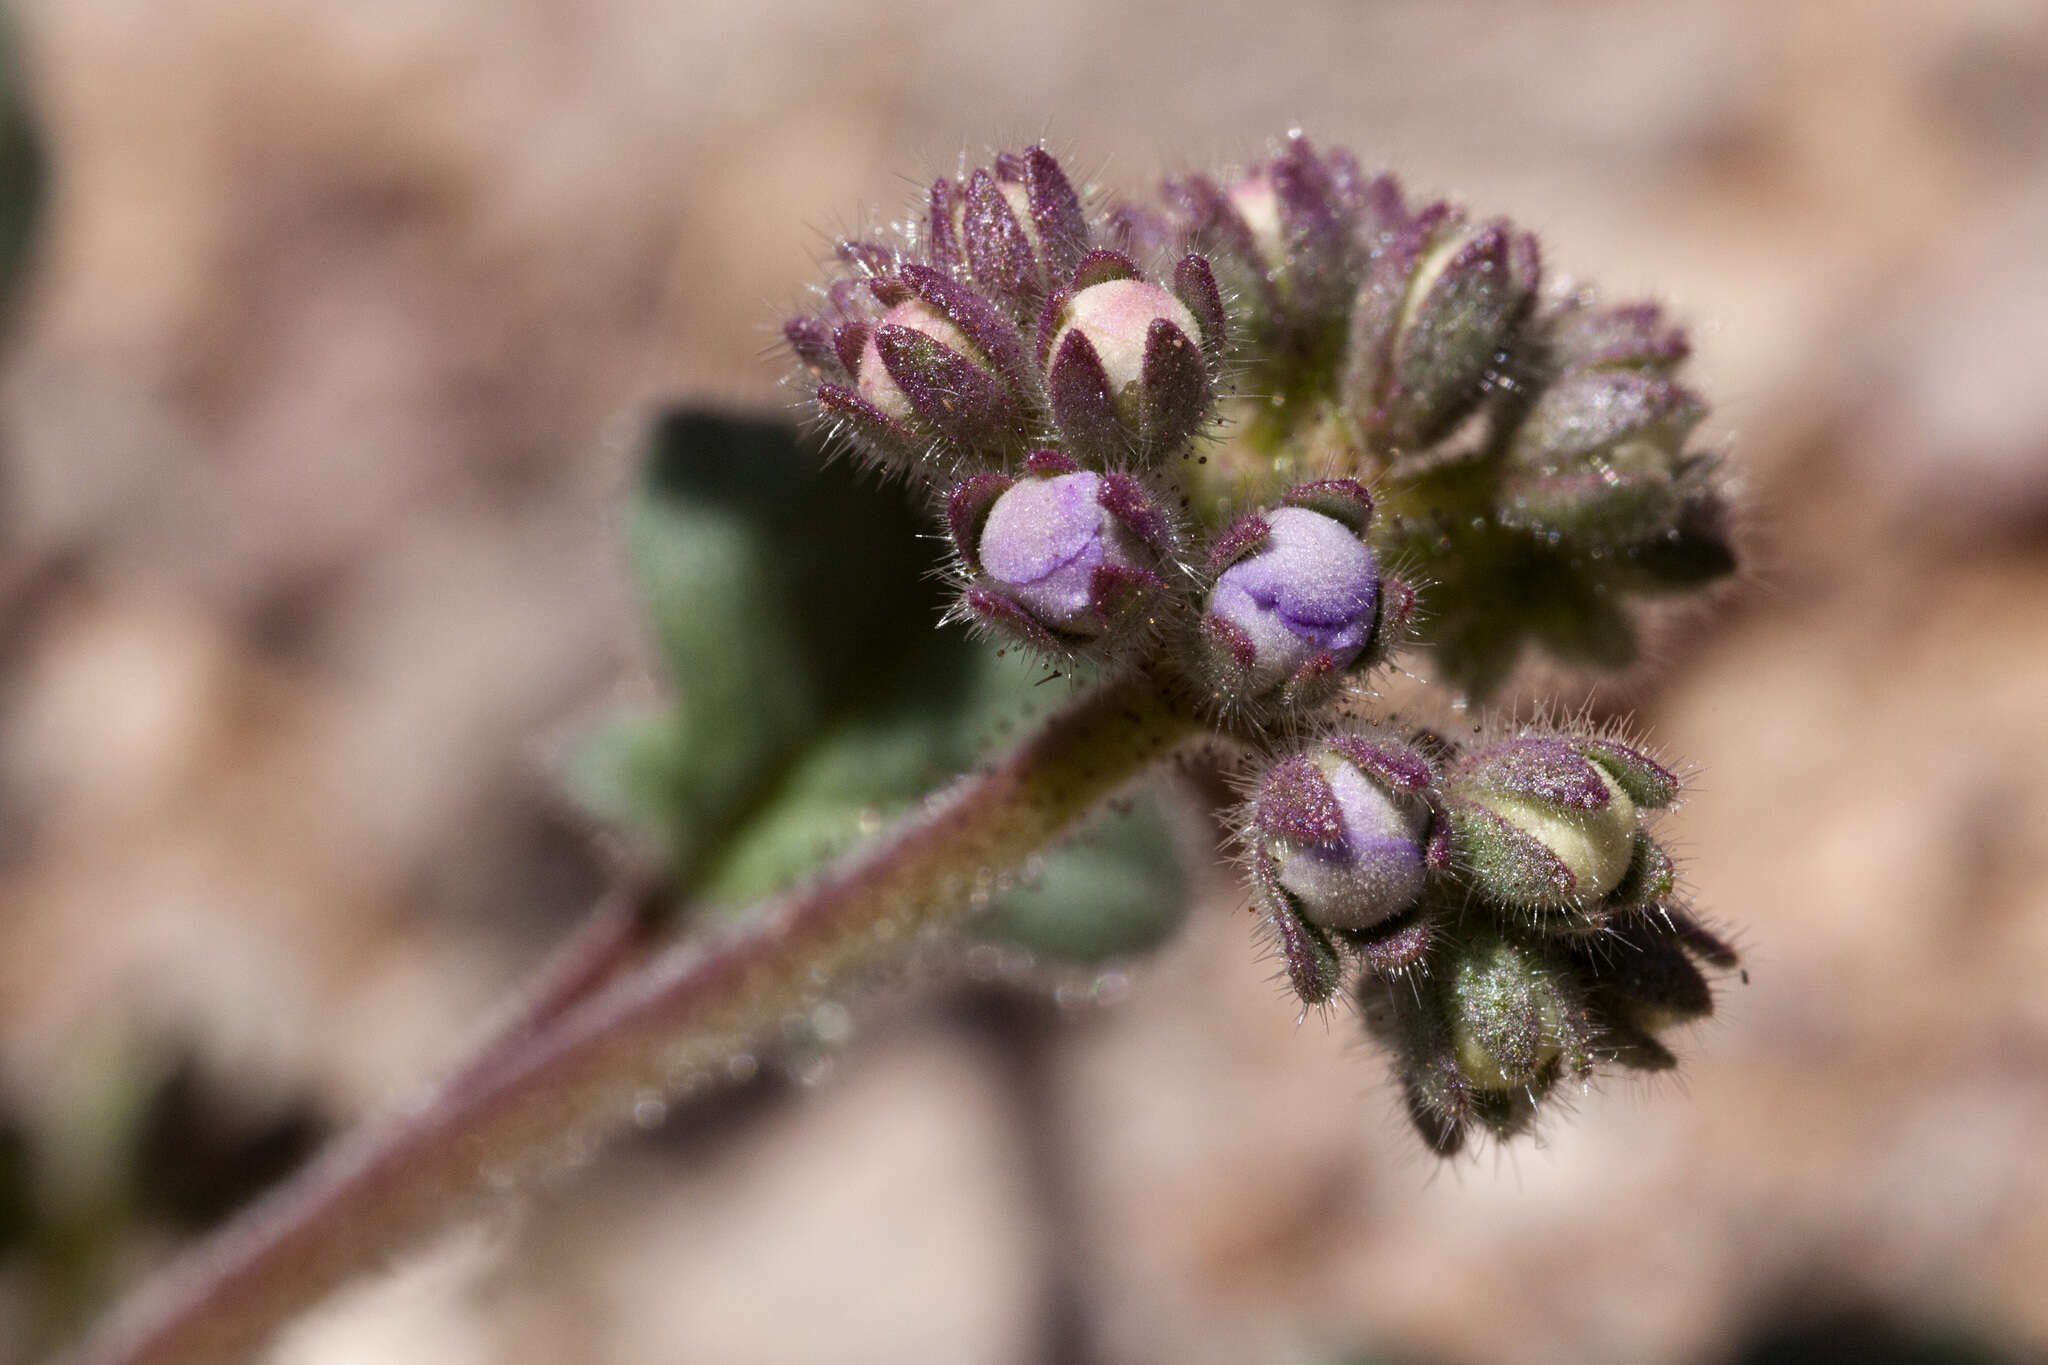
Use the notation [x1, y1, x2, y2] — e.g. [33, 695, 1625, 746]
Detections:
[950, 463, 1173, 657]
[1250, 743, 1432, 930]
[1441, 736, 1672, 916]
[1163, 133, 1368, 377]
[1542, 298, 1691, 373]
[926, 146, 1092, 323]
[1493, 295, 1729, 556]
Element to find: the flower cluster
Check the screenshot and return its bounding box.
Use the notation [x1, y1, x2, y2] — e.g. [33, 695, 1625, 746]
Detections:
[784, 136, 1743, 1155]
[785, 142, 1414, 705]
[789, 135, 1734, 703]
[1243, 724, 1732, 1152]
[1146, 134, 1736, 696]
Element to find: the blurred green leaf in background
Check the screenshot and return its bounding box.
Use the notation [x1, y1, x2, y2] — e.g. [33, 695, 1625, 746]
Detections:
[571, 411, 1193, 965]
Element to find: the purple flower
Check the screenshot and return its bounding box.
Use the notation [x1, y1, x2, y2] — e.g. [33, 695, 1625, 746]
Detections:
[1210, 507, 1378, 688]
[1259, 755, 1429, 931]
[978, 471, 1136, 633]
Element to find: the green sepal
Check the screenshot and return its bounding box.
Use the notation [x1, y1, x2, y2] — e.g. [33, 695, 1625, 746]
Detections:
[1445, 800, 1577, 908]
[1605, 832, 1677, 909]
[1576, 738, 1681, 809]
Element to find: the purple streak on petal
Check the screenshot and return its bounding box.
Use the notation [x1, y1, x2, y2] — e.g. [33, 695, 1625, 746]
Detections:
[1210, 507, 1379, 677]
[979, 471, 1114, 626]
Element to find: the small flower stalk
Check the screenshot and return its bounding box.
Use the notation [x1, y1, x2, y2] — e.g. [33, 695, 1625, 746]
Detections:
[782, 135, 1747, 1157]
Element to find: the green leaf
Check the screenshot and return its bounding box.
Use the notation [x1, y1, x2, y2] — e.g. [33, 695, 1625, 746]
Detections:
[608, 411, 945, 878]
[973, 791, 1188, 964]
[0, 12, 45, 308]
[571, 409, 1194, 963]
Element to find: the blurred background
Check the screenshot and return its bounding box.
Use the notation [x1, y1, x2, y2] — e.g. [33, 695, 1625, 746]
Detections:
[3, 0, 2048, 1361]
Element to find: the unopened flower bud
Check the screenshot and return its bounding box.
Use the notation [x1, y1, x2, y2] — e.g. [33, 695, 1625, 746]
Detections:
[949, 456, 1170, 652]
[1444, 737, 1671, 910]
[929, 148, 1091, 321]
[1360, 928, 1590, 1152]
[1442, 931, 1591, 1091]
[1542, 299, 1691, 373]
[1196, 500, 1386, 708]
[855, 296, 979, 424]
[1044, 267, 1215, 460]
[1250, 738, 1434, 933]
[1347, 212, 1541, 454]
[1503, 443, 1682, 548]
[1164, 134, 1367, 380]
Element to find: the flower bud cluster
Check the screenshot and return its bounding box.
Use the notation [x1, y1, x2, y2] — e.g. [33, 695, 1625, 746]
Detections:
[788, 145, 1417, 687]
[785, 147, 1226, 482]
[1498, 297, 1734, 577]
[1133, 133, 1736, 695]
[785, 145, 1237, 667]
[1243, 723, 1733, 1154]
[780, 136, 1745, 1157]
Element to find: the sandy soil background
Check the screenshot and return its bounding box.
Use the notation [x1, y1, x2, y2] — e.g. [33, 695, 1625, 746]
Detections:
[3, 1, 2048, 1362]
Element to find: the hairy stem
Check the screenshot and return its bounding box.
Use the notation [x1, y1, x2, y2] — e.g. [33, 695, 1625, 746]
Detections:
[62, 670, 1198, 1365]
